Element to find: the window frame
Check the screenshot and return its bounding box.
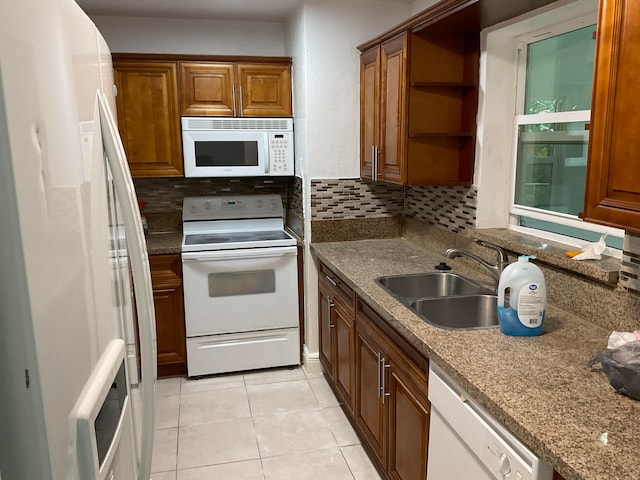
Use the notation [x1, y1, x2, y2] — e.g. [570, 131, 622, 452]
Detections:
[506, 13, 624, 254]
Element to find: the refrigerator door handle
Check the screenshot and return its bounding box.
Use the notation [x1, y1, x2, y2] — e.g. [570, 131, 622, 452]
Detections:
[97, 92, 156, 480]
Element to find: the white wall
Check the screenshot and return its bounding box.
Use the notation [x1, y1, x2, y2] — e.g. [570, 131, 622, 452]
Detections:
[92, 15, 287, 55]
[410, 0, 439, 15]
[287, 0, 414, 370]
[293, 0, 414, 180]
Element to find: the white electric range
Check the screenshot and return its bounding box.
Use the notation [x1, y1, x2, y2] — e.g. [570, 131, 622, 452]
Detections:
[181, 194, 300, 377]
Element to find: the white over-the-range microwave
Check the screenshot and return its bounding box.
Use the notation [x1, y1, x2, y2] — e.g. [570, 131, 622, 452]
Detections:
[181, 116, 294, 177]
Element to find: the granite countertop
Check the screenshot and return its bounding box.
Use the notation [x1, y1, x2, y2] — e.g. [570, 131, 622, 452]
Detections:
[145, 231, 182, 255]
[311, 238, 640, 480]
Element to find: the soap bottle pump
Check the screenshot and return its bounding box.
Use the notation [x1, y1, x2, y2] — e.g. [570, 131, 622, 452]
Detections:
[497, 255, 546, 336]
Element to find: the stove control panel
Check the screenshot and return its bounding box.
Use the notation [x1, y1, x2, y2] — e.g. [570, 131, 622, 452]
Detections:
[183, 194, 283, 221]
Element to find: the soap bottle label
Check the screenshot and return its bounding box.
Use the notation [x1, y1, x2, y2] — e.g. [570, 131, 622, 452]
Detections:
[516, 283, 544, 327]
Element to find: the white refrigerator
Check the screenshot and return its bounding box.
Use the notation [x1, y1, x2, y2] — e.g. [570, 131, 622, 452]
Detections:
[0, 0, 156, 479]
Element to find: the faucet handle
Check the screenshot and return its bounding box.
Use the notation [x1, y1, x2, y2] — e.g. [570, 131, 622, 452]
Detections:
[476, 240, 508, 264]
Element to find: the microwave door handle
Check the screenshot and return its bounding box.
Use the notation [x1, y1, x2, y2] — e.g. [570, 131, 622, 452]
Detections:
[264, 138, 270, 174]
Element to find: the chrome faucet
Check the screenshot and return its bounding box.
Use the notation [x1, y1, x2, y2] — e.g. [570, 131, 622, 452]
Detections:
[444, 240, 508, 291]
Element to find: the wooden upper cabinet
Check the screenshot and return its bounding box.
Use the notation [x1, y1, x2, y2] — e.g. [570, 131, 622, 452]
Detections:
[379, 34, 409, 184]
[359, 32, 409, 184]
[358, 3, 480, 187]
[407, 28, 478, 186]
[360, 46, 380, 181]
[236, 63, 292, 117]
[180, 61, 292, 117]
[113, 60, 183, 177]
[583, 0, 640, 233]
[179, 62, 236, 116]
[113, 54, 291, 178]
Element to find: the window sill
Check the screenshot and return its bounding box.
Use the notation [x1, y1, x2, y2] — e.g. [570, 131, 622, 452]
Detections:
[471, 228, 620, 287]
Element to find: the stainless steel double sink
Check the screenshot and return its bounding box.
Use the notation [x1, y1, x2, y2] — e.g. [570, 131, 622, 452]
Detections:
[376, 272, 498, 330]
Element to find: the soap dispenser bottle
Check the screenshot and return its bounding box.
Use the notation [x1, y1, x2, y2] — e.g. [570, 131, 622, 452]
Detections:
[497, 255, 546, 336]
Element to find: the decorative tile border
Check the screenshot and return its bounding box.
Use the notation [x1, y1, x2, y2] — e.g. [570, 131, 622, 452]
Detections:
[621, 232, 640, 295]
[310, 178, 403, 219]
[404, 185, 478, 234]
[287, 176, 304, 239]
[136, 176, 640, 297]
[133, 177, 290, 213]
[309, 179, 477, 235]
[287, 176, 304, 219]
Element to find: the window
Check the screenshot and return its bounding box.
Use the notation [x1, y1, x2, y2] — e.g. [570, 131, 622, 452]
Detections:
[509, 17, 623, 251]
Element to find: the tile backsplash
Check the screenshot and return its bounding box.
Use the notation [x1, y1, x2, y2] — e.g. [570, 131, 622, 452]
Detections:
[134, 177, 290, 213]
[309, 178, 477, 234]
[310, 178, 403, 219]
[138, 176, 640, 296]
[404, 185, 477, 234]
[621, 232, 640, 295]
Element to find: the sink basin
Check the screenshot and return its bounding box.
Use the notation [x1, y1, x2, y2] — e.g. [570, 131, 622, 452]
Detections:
[410, 295, 499, 330]
[376, 272, 487, 299]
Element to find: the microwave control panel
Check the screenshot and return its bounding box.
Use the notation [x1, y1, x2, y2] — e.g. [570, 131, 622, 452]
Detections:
[268, 132, 294, 175]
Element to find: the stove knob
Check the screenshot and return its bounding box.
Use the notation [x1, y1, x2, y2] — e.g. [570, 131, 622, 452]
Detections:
[256, 200, 263, 208]
[205, 201, 212, 210]
[190, 205, 197, 213]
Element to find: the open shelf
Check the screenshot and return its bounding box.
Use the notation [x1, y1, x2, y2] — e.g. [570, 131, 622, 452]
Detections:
[404, 25, 479, 185]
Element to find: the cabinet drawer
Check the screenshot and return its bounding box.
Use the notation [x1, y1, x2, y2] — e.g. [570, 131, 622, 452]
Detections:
[319, 262, 355, 312]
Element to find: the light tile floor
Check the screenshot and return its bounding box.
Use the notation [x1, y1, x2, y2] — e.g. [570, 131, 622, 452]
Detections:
[151, 367, 383, 480]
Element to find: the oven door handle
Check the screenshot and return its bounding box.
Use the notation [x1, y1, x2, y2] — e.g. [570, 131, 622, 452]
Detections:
[182, 246, 298, 262]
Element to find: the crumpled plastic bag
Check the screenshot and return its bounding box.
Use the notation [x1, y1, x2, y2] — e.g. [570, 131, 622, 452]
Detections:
[589, 340, 640, 401]
[608, 330, 640, 350]
[571, 234, 607, 260]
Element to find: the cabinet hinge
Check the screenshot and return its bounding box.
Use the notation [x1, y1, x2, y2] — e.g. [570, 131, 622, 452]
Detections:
[25, 369, 30, 389]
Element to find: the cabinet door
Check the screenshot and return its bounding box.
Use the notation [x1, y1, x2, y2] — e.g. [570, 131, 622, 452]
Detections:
[113, 61, 182, 177]
[150, 255, 186, 377]
[333, 298, 356, 415]
[236, 64, 292, 117]
[179, 62, 236, 116]
[378, 33, 408, 185]
[360, 46, 380, 180]
[387, 368, 429, 480]
[583, 0, 640, 233]
[355, 320, 386, 466]
[318, 278, 335, 378]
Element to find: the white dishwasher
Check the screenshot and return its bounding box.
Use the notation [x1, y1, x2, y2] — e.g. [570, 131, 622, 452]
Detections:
[427, 363, 553, 480]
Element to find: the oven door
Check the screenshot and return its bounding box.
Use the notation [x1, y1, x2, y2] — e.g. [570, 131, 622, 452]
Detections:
[182, 246, 299, 336]
[182, 129, 268, 177]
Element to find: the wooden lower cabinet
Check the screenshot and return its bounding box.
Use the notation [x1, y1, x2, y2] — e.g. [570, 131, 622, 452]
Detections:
[317, 262, 566, 480]
[355, 320, 386, 464]
[356, 301, 430, 480]
[387, 367, 430, 480]
[150, 254, 186, 377]
[317, 260, 430, 480]
[318, 263, 356, 415]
